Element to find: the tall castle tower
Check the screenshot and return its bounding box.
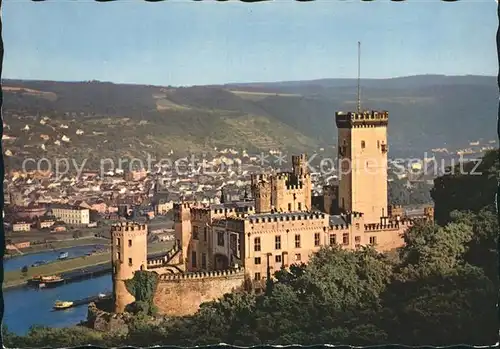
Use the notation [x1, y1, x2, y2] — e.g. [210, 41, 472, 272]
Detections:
[336, 111, 389, 223]
[173, 203, 192, 268]
[111, 221, 148, 313]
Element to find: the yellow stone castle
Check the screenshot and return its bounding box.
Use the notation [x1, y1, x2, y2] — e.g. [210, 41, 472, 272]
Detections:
[111, 109, 434, 316]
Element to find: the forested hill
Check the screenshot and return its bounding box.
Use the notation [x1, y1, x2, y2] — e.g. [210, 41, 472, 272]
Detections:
[2, 75, 496, 163]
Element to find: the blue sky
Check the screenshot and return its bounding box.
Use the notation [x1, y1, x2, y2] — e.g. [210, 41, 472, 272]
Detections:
[2, 0, 497, 86]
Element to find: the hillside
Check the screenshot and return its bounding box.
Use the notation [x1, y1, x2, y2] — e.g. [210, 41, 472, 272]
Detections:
[1, 75, 497, 171]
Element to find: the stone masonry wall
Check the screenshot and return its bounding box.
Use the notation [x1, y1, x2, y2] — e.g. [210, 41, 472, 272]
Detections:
[153, 268, 246, 316]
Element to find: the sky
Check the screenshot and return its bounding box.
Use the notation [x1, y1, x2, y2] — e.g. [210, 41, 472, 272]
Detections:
[2, 0, 497, 86]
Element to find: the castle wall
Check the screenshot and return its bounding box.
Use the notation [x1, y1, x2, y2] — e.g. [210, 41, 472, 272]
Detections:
[153, 269, 246, 316]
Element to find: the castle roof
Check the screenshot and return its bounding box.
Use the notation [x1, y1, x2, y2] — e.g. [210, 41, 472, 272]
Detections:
[329, 215, 347, 226]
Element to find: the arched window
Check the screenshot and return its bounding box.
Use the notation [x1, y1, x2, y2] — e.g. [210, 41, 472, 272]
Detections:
[361, 141, 366, 149]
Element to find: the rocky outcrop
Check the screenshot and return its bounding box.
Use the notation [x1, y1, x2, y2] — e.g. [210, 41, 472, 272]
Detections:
[85, 302, 165, 335]
[86, 303, 132, 335]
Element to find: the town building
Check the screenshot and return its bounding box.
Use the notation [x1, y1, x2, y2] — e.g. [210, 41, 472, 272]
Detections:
[124, 169, 147, 182]
[12, 221, 31, 232]
[50, 204, 90, 225]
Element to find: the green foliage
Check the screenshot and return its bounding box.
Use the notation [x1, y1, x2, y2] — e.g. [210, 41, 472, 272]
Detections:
[124, 270, 159, 316]
[431, 149, 498, 225]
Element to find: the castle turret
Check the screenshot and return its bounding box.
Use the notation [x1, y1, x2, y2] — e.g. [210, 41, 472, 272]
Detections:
[292, 154, 309, 177]
[251, 174, 272, 214]
[111, 221, 148, 313]
[174, 202, 192, 269]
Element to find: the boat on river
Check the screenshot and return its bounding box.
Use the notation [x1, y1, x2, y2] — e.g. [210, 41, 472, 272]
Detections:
[27, 275, 65, 288]
[58, 252, 69, 260]
[53, 300, 73, 310]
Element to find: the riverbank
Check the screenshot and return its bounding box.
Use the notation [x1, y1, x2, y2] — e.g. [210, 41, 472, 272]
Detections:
[3, 242, 173, 289]
[5, 237, 110, 258]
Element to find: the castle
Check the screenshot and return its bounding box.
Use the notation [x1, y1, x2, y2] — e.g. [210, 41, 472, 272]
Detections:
[111, 109, 434, 316]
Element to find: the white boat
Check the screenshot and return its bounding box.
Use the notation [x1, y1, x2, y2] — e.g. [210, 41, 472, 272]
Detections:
[58, 252, 69, 260]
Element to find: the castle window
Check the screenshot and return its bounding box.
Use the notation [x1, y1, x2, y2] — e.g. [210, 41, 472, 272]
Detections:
[217, 232, 225, 246]
[370, 236, 377, 245]
[204, 227, 208, 241]
[275, 235, 281, 250]
[117, 252, 121, 262]
[295, 253, 301, 261]
[361, 141, 366, 149]
[193, 226, 199, 240]
[128, 258, 132, 266]
[275, 255, 282, 263]
[201, 253, 207, 269]
[191, 251, 197, 268]
[116, 238, 121, 247]
[329, 234, 337, 245]
[298, 203, 302, 211]
[355, 236, 361, 244]
[230, 234, 237, 251]
[314, 233, 320, 246]
[355, 223, 360, 229]
[128, 239, 132, 247]
[377, 140, 380, 149]
[288, 203, 292, 211]
[295, 234, 301, 248]
[254, 237, 261, 252]
[255, 257, 261, 265]
[342, 233, 349, 245]
[255, 272, 261, 280]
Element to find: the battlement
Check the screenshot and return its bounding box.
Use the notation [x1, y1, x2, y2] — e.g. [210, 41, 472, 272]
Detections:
[292, 154, 307, 163]
[330, 223, 349, 231]
[111, 221, 147, 232]
[173, 202, 193, 210]
[211, 205, 255, 215]
[147, 242, 181, 268]
[286, 183, 303, 190]
[251, 173, 270, 185]
[158, 267, 245, 281]
[335, 110, 389, 128]
[275, 172, 291, 181]
[364, 219, 413, 232]
[248, 211, 326, 224]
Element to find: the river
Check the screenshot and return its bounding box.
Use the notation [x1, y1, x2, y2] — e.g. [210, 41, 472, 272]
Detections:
[4, 245, 113, 335]
[4, 274, 113, 335]
[4, 244, 106, 272]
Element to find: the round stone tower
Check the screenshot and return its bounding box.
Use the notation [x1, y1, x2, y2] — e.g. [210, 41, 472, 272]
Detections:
[111, 221, 148, 313]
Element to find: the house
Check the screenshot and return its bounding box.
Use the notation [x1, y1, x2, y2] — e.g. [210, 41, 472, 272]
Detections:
[12, 221, 31, 232]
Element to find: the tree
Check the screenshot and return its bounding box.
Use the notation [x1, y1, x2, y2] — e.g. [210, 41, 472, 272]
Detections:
[124, 271, 159, 315]
[431, 149, 498, 225]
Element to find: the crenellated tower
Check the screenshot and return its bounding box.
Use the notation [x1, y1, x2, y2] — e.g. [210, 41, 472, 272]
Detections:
[251, 154, 312, 214]
[173, 202, 193, 269]
[251, 174, 272, 214]
[111, 221, 148, 313]
[291, 154, 312, 210]
[336, 111, 389, 224]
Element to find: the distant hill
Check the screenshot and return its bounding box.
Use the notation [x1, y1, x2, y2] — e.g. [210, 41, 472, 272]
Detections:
[1, 75, 497, 170]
